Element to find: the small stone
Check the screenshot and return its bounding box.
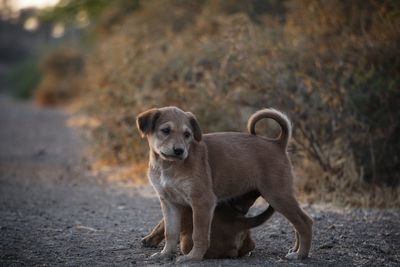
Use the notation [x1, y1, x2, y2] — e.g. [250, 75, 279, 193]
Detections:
[314, 214, 323, 221]
[379, 243, 390, 254]
[319, 243, 334, 249]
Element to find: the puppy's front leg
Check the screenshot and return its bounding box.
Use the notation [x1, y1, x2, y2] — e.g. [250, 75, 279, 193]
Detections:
[177, 195, 216, 263]
[151, 198, 182, 259]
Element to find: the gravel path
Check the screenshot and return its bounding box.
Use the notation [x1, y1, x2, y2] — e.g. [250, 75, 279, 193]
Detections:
[0, 97, 399, 266]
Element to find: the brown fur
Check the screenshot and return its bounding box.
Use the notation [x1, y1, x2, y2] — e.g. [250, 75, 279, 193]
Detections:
[142, 191, 274, 259]
[136, 107, 313, 262]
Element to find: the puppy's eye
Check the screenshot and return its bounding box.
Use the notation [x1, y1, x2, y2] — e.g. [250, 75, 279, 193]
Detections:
[184, 131, 191, 139]
[161, 128, 170, 135]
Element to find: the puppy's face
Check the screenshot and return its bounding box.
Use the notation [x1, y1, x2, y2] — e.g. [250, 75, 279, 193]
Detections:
[136, 107, 202, 161]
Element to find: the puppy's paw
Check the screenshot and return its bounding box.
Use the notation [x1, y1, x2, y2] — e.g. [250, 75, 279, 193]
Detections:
[285, 252, 299, 260]
[141, 236, 159, 248]
[149, 252, 163, 259]
[150, 251, 174, 260]
[286, 251, 308, 260]
[176, 254, 202, 263]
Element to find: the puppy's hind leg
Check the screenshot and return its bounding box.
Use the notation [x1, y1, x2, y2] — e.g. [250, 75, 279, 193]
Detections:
[276, 195, 312, 259]
[288, 231, 300, 253]
[260, 190, 313, 260]
[142, 219, 165, 247]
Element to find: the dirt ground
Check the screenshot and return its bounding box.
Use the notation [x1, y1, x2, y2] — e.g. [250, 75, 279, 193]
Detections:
[0, 97, 399, 267]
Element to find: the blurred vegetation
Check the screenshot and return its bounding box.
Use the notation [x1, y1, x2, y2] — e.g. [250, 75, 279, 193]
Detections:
[39, 0, 399, 207]
[7, 56, 42, 99]
[38, 0, 140, 33]
[34, 47, 85, 106]
[27, 0, 141, 105]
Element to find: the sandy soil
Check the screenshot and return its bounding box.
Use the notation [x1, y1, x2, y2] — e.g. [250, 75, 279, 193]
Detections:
[0, 97, 399, 266]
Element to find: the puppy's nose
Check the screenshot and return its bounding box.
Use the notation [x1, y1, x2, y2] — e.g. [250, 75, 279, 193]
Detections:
[174, 148, 184, 156]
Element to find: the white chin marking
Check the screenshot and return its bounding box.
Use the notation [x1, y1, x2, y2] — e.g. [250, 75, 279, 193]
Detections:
[160, 154, 180, 161]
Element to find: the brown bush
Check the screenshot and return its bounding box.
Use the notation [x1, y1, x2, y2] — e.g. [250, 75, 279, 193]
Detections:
[81, 0, 400, 207]
[35, 47, 85, 106]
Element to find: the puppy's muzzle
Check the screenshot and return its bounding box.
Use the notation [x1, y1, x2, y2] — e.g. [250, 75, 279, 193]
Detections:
[173, 148, 184, 156]
[160, 146, 187, 160]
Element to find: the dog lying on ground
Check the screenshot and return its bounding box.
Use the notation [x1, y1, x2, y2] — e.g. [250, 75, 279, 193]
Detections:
[136, 107, 313, 262]
[142, 190, 274, 258]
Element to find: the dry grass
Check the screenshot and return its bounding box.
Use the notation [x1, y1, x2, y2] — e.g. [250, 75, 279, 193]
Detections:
[91, 160, 148, 187]
[78, 0, 399, 207]
[295, 155, 400, 208]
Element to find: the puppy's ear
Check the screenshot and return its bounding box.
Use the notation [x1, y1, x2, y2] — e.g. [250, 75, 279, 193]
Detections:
[186, 112, 202, 142]
[136, 108, 161, 137]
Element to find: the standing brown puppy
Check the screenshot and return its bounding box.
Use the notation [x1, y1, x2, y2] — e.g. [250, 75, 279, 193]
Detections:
[136, 107, 313, 262]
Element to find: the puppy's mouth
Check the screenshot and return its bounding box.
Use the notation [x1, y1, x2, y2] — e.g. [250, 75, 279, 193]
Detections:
[160, 152, 184, 161]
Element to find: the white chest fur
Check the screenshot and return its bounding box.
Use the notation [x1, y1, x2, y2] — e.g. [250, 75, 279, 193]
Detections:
[149, 167, 192, 206]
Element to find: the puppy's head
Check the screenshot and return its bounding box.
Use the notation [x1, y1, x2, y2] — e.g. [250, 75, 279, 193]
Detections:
[136, 106, 201, 161]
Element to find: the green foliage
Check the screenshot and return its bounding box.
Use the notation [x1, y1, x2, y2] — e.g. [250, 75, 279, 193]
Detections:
[7, 57, 42, 99]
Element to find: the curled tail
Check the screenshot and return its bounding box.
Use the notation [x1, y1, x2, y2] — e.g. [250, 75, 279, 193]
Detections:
[247, 108, 292, 150]
[235, 205, 275, 229]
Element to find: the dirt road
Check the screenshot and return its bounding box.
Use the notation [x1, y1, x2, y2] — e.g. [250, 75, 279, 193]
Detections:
[0, 97, 399, 266]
